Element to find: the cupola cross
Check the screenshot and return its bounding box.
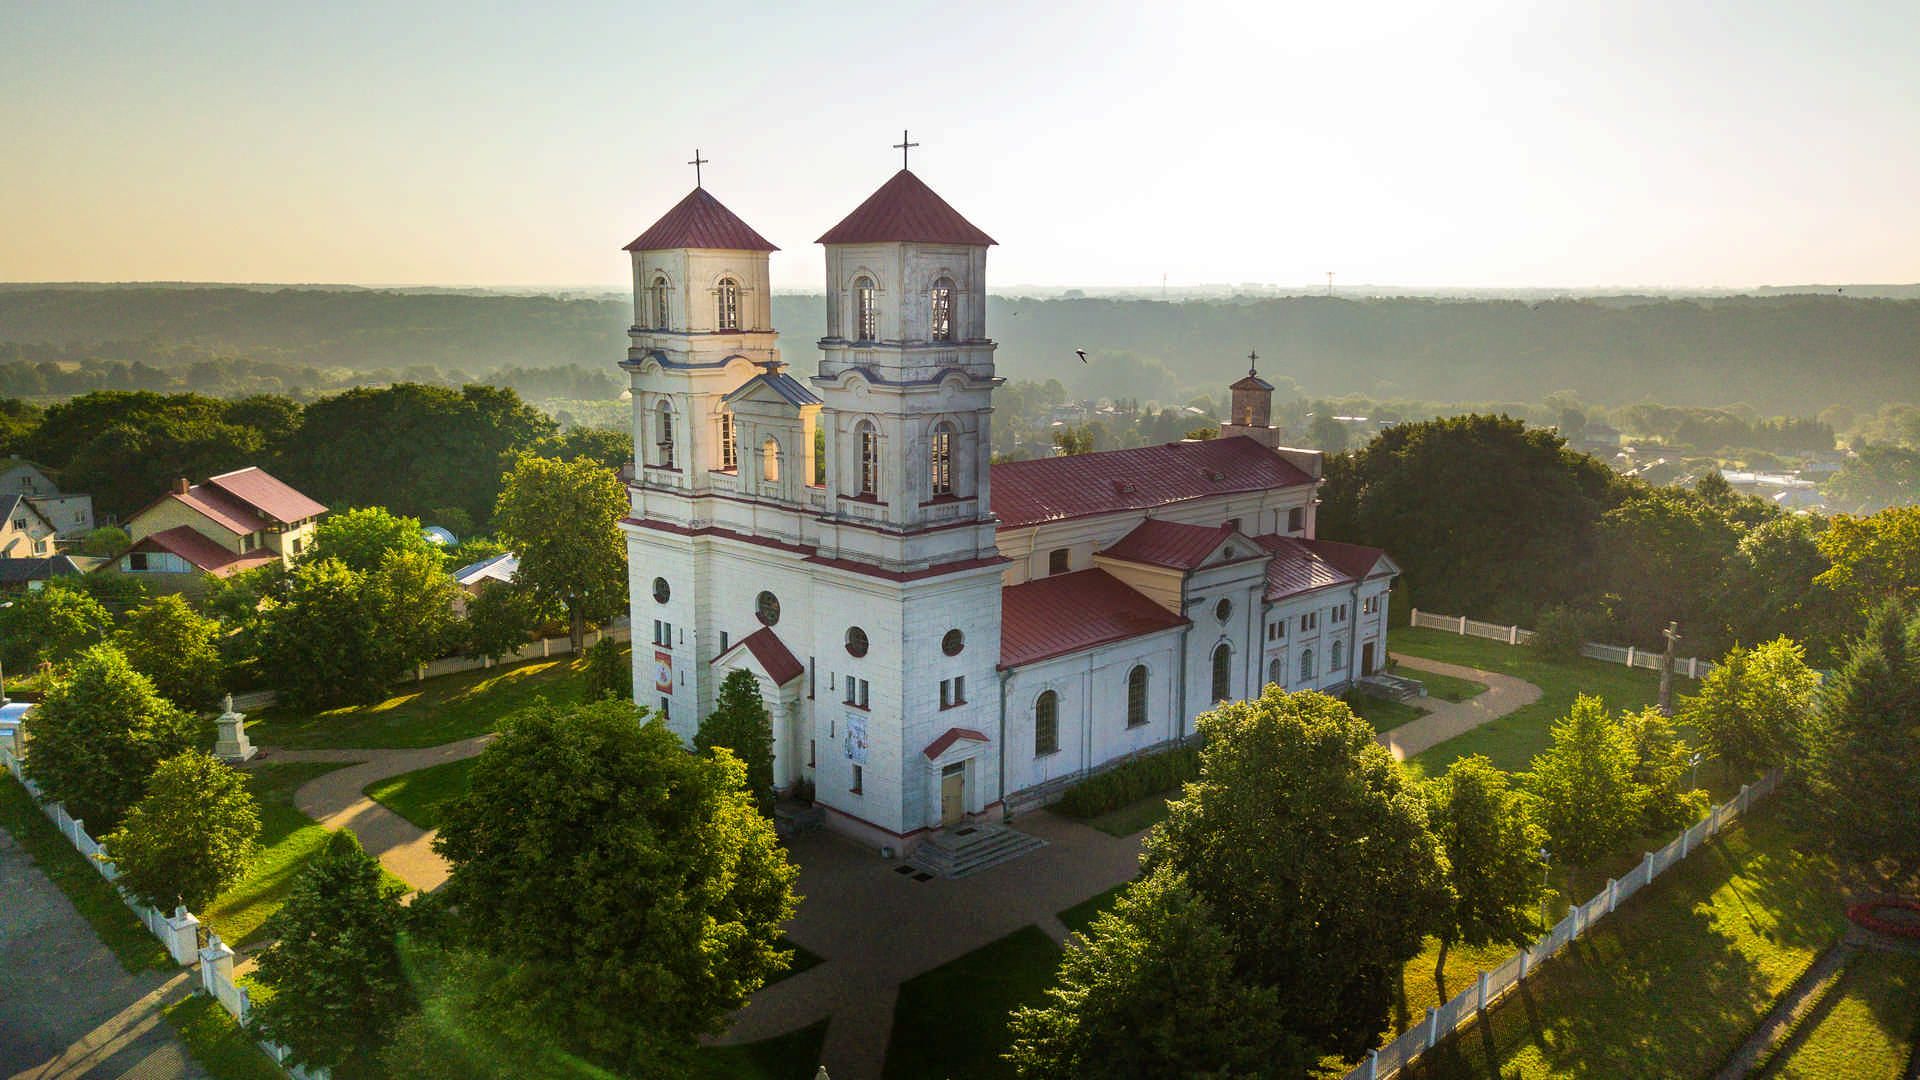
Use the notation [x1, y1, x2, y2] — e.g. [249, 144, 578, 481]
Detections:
[893, 129, 920, 169]
[1247, 349, 1259, 376]
[687, 149, 709, 188]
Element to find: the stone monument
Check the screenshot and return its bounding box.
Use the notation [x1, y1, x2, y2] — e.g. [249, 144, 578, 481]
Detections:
[213, 693, 256, 763]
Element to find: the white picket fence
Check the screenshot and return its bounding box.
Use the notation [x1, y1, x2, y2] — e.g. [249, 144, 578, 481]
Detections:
[2, 742, 327, 1079]
[1345, 769, 1784, 1080]
[1407, 609, 1718, 679]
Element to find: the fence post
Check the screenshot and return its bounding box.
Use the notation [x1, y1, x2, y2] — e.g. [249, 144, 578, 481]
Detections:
[1509, 625, 1519, 644]
[542, 638, 551, 658]
[1425, 1006, 1439, 1049]
[1519, 945, 1529, 979]
[1688, 657, 1698, 678]
[1409, 607, 1419, 628]
[1625, 645, 1636, 667]
[1458, 615, 1468, 635]
[200, 932, 235, 997]
[1738, 783, 1751, 813]
[1606, 878, 1618, 913]
[1367, 1049, 1379, 1080]
[166, 906, 200, 967]
[1476, 970, 1488, 1013]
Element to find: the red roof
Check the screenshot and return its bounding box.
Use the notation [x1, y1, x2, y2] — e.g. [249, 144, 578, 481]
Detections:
[1301, 536, 1393, 581]
[991, 437, 1316, 529]
[624, 188, 778, 253]
[816, 170, 996, 247]
[1099, 519, 1242, 570]
[206, 467, 327, 525]
[715, 626, 805, 686]
[170, 486, 269, 535]
[131, 526, 279, 578]
[1000, 569, 1187, 669]
[1256, 535, 1392, 601]
[923, 727, 990, 760]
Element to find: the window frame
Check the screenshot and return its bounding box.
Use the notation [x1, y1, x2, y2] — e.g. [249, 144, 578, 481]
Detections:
[1125, 665, 1149, 728]
[930, 277, 955, 341]
[716, 276, 741, 331]
[1034, 690, 1060, 756]
[1211, 643, 1232, 702]
[929, 423, 955, 496]
[854, 276, 878, 341]
[649, 275, 670, 329]
[1047, 548, 1070, 575]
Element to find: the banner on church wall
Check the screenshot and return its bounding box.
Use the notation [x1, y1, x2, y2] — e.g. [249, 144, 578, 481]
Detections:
[844, 712, 869, 764]
[654, 651, 673, 693]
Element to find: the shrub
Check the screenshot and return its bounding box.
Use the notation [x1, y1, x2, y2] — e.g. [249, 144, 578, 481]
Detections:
[581, 637, 633, 701]
[1053, 744, 1201, 819]
[1530, 604, 1606, 658]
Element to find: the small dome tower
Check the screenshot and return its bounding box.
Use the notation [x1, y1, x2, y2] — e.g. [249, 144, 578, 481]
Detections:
[1220, 350, 1278, 448]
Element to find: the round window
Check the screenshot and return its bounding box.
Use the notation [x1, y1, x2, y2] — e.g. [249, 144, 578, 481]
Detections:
[845, 626, 869, 658]
[756, 591, 781, 626]
[942, 628, 965, 656]
[652, 577, 670, 604]
[1215, 598, 1233, 622]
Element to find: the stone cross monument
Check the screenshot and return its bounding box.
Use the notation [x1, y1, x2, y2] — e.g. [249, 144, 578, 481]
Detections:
[213, 693, 256, 763]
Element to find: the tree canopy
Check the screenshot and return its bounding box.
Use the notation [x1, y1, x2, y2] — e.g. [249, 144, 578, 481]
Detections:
[1680, 637, 1819, 781]
[23, 645, 196, 831]
[104, 749, 260, 911]
[493, 454, 627, 651]
[1803, 603, 1920, 882]
[0, 579, 114, 671]
[695, 670, 775, 813]
[1425, 755, 1547, 989]
[1524, 694, 1646, 868]
[114, 594, 224, 708]
[311, 505, 438, 572]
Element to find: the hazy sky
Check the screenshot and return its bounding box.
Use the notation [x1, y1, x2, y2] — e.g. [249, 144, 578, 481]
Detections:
[4, 1, 1915, 289]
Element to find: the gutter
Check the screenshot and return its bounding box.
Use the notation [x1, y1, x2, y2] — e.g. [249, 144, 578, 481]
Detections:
[997, 667, 1012, 820]
[1175, 572, 1192, 741]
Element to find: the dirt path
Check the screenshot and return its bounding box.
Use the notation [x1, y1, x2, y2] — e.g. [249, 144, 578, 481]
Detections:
[1376, 654, 1542, 761]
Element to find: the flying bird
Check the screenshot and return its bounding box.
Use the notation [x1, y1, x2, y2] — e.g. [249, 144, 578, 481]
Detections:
[1075, 349, 1088, 363]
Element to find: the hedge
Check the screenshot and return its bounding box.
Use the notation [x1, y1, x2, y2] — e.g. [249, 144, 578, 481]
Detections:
[1052, 744, 1201, 819]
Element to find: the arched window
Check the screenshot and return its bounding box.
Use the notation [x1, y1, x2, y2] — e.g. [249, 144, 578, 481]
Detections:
[761, 436, 780, 482]
[716, 277, 741, 331]
[930, 277, 954, 341]
[718, 410, 738, 471]
[1034, 691, 1059, 755]
[1331, 639, 1345, 672]
[929, 422, 955, 496]
[1126, 665, 1149, 727]
[649, 276, 670, 329]
[1211, 643, 1232, 702]
[856, 420, 879, 495]
[654, 400, 676, 468]
[1300, 648, 1315, 683]
[854, 276, 878, 341]
[1268, 658, 1284, 688]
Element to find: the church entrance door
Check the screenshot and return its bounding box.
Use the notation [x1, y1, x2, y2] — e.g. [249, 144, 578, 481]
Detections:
[1362, 641, 1376, 676]
[940, 763, 966, 827]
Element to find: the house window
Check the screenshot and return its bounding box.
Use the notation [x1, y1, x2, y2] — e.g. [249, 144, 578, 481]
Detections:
[653, 577, 670, 604]
[1034, 691, 1059, 755]
[843, 676, 870, 709]
[756, 591, 781, 626]
[940, 676, 967, 709]
[1268, 658, 1284, 687]
[762, 437, 780, 481]
[660, 696, 671, 720]
[851, 763, 863, 794]
[930, 277, 954, 341]
[716, 277, 741, 331]
[719, 411, 738, 471]
[854, 276, 878, 340]
[857, 421, 879, 495]
[1300, 611, 1318, 633]
[655, 401, 676, 468]
[1268, 620, 1286, 642]
[650, 276, 670, 329]
[652, 620, 673, 647]
[1332, 639, 1346, 671]
[719, 631, 730, 653]
[1126, 665, 1148, 728]
[1211, 643, 1232, 702]
[1300, 648, 1315, 682]
[845, 626, 868, 657]
[128, 551, 148, 571]
[1048, 548, 1069, 575]
[942, 629, 965, 656]
[1363, 595, 1380, 615]
[1332, 604, 1348, 624]
[1288, 507, 1305, 532]
[1215, 598, 1232, 623]
[929, 423, 955, 496]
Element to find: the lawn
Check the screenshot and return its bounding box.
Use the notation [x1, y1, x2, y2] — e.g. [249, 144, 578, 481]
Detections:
[161, 993, 283, 1080]
[1760, 948, 1920, 1080]
[883, 925, 1062, 1079]
[1058, 882, 1131, 938]
[691, 1020, 829, 1080]
[1410, 668, 1488, 703]
[245, 651, 614, 750]
[1390, 626, 1666, 776]
[1347, 693, 1428, 733]
[0, 775, 172, 972]
[1083, 792, 1175, 837]
[1403, 806, 1845, 1080]
[365, 757, 476, 830]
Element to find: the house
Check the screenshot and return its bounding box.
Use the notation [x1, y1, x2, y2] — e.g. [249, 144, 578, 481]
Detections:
[0, 554, 111, 592]
[121, 467, 327, 581]
[0, 495, 58, 558]
[450, 551, 518, 615]
[0, 458, 98, 540]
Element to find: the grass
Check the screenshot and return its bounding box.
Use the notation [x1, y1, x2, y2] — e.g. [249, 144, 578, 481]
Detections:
[1403, 806, 1846, 1080]
[1391, 626, 1665, 776]
[1410, 668, 1489, 703]
[691, 1020, 830, 1080]
[200, 761, 410, 948]
[364, 756, 477, 830]
[883, 924, 1062, 1079]
[1347, 693, 1429, 733]
[1058, 882, 1131, 938]
[161, 993, 284, 1080]
[0, 775, 172, 972]
[245, 651, 613, 750]
[1083, 793, 1175, 837]
[1761, 948, 1920, 1079]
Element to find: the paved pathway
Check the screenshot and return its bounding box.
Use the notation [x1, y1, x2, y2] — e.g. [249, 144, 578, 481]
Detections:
[0, 828, 206, 1080]
[1375, 653, 1541, 761]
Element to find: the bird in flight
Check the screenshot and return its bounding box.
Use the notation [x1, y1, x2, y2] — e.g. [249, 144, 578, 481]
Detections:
[1075, 348, 1088, 363]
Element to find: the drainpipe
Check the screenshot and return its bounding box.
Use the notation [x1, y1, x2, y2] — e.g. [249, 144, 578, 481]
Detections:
[1175, 573, 1192, 741]
[1349, 581, 1364, 686]
[997, 667, 1011, 820]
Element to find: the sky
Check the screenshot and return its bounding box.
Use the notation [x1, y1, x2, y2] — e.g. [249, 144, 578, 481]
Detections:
[3, 1, 1916, 290]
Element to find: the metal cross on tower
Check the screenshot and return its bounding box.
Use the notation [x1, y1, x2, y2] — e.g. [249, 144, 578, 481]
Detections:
[1247, 349, 1259, 376]
[688, 149, 709, 187]
[893, 129, 919, 169]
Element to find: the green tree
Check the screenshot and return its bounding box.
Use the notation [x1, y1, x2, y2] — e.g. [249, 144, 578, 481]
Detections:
[1803, 603, 1920, 882]
[580, 638, 633, 702]
[1052, 425, 1095, 456]
[462, 581, 549, 661]
[104, 750, 260, 911]
[492, 454, 627, 652]
[0, 397, 41, 455]
[1142, 688, 1447, 1060]
[536, 426, 634, 470]
[1525, 694, 1645, 868]
[377, 943, 598, 1080]
[0, 580, 114, 671]
[114, 594, 224, 708]
[366, 549, 463, 673]
[22, 645, 195, 831]
[695, 670, 775, 813]
[1597, 484, 1751, 652]
[253, 830, 414, 1077]
[79, 526, 132, 558]
[1308, 412, 1349, 452]
[27, 391, 276, 519]
[433, 700, 798, 1069]
[253, 559, 387, 707]
[1823, 444, 1920, 512]
[1715, 514, 1844, 666]
[1814, 506, 1920, 618]
[1425, 755, 1547, 991]
[1618, 705, 1709, 834]
[311, 505, 436, 572]
[1680, 637, 1818, 781]
[1006, 867, 1292, 1078]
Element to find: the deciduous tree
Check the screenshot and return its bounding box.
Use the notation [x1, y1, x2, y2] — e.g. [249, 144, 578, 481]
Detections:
[311, 505, 437, 572]
[105, 750, 260, 911]
[114, 594, 224, 708]
[1525, 694, 1645, 868]
[492, 454, 627, 652]
[0, 580, 114, 670]
[1814, 506, 1920, 617]
[23, 645, 195, 831]
[1680, 637, 1818, 781]
[1425, 755, 1547, 992]
[1618, 705, 1709, 834]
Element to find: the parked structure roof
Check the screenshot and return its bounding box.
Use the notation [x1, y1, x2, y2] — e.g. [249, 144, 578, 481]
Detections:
[624, 187, 779, 253]
[204, 467, 328, 524]
[816, 170, 996, 247]
[452, 552, 519, 588]
[990, 437, 1315, 529]
[1000, 569, 1188, 669]
[130, 526, 278, 577]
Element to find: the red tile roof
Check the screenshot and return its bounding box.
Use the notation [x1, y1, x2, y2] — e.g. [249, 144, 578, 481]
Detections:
[1000, 569, 1187, 669]
[715, 626, 805, 686]
[170, 486, 269, 535]
[991, 437, 1316, 529]
[206, 467, 327, 525]
[131, 526, 279, 577]
[1099, 518, 1240, 570]
[1255, 535, 1392, 601]
[624, 187, 779, 253]
[1301, 536, 1393, 581]
[816, 170, 996, 247]
[922, 727, 990, 760]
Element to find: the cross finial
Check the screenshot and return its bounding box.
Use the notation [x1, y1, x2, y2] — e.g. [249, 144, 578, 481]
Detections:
[893, 129, 919, 170]
[1248, 349, 1259, 377]
[688, 149, 709, 188]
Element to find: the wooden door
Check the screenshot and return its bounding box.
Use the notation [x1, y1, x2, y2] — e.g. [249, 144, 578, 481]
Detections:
[940, 764, 966, 827]
[1362, 641, 1377, 676]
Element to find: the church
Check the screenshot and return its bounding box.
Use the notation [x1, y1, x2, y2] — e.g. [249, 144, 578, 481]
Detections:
[620, 161, 1399, 853]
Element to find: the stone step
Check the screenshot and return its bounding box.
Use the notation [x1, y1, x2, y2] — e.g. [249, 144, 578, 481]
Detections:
[910, 823, 1047, 879]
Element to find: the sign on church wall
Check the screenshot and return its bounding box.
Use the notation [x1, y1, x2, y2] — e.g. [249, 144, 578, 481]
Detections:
[654, 650, 674, 693]
[844, 712, 869, 764]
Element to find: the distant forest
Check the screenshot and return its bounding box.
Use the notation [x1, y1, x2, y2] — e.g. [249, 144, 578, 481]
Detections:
[0, 287, 1917, 415]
